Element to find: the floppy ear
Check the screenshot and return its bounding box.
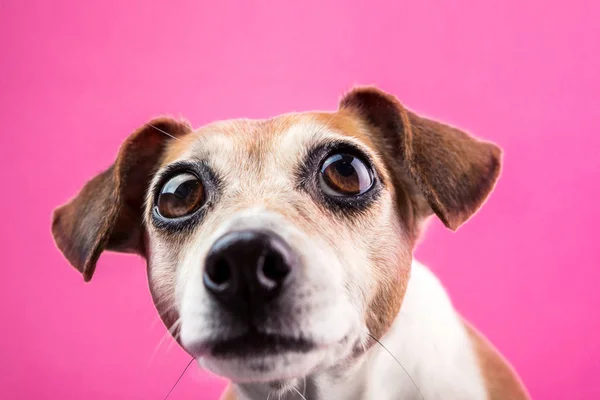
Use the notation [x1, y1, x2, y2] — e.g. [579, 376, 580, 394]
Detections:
[51, 117, 191, 281]
[340, 87, 502, 231]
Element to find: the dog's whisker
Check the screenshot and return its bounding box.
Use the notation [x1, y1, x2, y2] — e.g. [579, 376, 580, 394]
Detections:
[367, 332, 424, 400]
[166, 338, 178, 352]
[146, 332, 171, 367]
[321, 110, 338, 130]
[163, 357, 194, 400]
[359, 332, 371, 370]
[149, 315, 164, 330]
[165, 321, 183, 352]
[302, 377, 307, 398]
[168, 319, 183, 334]
[146, 318, 183, 368]
[292, 386, 308, 400]
[149, 123, 182, 141]
[148, 305, 179, 330]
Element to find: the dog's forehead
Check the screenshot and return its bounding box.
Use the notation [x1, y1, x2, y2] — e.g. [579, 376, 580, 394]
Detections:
[160, 110, 380, 175]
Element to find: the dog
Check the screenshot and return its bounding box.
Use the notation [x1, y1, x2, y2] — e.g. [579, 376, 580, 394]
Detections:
[51, 87, 529, 400]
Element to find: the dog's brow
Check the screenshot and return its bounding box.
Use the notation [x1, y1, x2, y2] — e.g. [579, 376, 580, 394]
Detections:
[313, 110, 340, 139]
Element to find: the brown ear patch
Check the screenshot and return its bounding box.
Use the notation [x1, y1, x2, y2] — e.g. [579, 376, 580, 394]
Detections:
[52, 167, 119, 282]
[405, 113, 502, 230]
[340, 87, 502, 231]
[51, 117, 191, 281]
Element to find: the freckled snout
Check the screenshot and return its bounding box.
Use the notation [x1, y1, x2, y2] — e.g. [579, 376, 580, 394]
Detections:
[203, 230, 298, 314]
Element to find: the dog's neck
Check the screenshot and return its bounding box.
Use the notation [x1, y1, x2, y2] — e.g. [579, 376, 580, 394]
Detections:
[231, 354, 371, 400]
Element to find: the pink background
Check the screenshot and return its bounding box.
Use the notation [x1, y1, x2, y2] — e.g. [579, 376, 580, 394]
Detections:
[1, 1, 599, 399]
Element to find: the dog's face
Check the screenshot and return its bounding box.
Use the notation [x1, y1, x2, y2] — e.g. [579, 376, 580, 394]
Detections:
[51, 88, 501, 385]
[145, 112, 409, 383]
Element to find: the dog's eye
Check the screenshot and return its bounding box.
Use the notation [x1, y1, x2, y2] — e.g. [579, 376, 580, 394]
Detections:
[157, 173, 204, 218]
[319, 154, 373, 196]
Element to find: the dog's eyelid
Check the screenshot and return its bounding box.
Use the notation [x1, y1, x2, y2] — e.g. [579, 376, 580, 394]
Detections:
[325, 141, 386, 187]
[150, 159, 213, 195]
[295, 139, 386, 191]
[307, 139, 376, 167]
[150, 162, 193, 200]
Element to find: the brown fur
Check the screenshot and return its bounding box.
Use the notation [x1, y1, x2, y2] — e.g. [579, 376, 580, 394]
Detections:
[364, 270, 408, 340]
[463, 320, 530, 400]
[51, 117, 191, 281]
[340, 87, 502, 232]
[313, 110, 379, 151]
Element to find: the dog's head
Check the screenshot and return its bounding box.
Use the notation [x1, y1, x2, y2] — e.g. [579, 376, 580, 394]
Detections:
[51, 87, 501, 384]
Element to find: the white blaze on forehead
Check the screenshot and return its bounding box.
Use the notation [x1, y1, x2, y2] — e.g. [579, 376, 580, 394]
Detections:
[277, 118, 329, 157]
[277, 115, 380, 162]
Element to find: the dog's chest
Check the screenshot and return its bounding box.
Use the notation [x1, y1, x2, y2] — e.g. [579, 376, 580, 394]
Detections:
[360, 261, 488, 400]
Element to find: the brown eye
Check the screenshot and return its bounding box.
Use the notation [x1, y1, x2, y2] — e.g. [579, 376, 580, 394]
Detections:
[157, 173, 204, 218]
[319, 154, 373, 196]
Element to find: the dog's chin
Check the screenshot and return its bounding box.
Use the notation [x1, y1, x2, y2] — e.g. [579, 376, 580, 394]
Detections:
[198, 348, 328, 383]
[187, 331, 358, 384]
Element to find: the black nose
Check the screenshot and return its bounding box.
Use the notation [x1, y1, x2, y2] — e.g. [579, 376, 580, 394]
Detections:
[203, 230, 296, 310]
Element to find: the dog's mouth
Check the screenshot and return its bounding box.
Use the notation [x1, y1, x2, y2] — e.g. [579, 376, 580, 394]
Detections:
[191, 330, 333, 383]
[201, 331, 317, 359]
[184, 319, 359, 383]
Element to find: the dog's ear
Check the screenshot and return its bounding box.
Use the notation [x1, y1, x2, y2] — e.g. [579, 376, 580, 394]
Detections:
[51, 117, 191, 281]
[340, 87, 501, 231]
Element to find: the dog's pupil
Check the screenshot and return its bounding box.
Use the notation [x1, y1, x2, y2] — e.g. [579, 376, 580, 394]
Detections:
[175, 180, 194, 199]
[335, 158, 357, 178]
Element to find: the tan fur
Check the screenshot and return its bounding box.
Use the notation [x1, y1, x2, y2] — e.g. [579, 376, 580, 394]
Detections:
[463, 320, 530, 400]
[313, 110, 378, 150]
[364, 271, 407, 340]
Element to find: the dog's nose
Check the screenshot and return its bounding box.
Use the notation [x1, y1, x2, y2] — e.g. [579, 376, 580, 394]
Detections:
[203, 230, 296, 309]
